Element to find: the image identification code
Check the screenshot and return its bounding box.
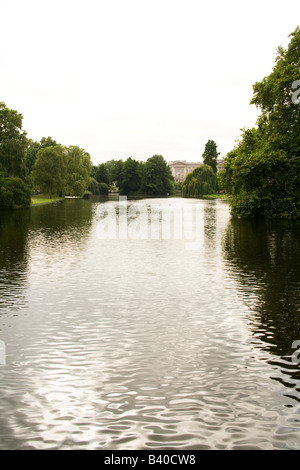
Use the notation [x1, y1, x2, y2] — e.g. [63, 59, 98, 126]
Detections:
[104, 454, 196, 467]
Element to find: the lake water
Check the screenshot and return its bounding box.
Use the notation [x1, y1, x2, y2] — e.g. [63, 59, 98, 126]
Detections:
[0, 196, 300, 450]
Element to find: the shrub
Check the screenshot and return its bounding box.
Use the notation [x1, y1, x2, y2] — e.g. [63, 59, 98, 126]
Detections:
[0, 175, 31, 208]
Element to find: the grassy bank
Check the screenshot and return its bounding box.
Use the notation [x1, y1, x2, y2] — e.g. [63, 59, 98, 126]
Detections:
[31, 195, 64, 206]
[202, 194, 227, 199]
[182, 193, 227, 200]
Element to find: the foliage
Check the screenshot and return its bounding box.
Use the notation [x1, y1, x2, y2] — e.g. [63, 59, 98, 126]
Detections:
[88, 177, 100, 195]
[0, 102, 27, 178]
[109, 160, 123, 187]
[119, 157, 141, 195]
[98, 182, 109, 194]
[25, 136, 58, 175]
[32, 145, 92, 198]
[93, 163, 110, 185]
[202, 140, 219, 173]
[64, 146, 92, 197]
[0, 174, 31, 208]
[220, 27, 300, 218]
[32, 145, 66, 198]
[140, 154, 175, 195]
[116, 155, 175, 196]
[175, 181, 183, 191]
[182, 164, 218, 197]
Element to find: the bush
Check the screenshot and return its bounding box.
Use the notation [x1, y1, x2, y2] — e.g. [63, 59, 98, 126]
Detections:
[0, 176, 31, 208]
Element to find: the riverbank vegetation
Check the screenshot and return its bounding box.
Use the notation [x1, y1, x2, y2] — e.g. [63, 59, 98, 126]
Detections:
[219, 27, 300, 218]
[0, 101, 175, 208]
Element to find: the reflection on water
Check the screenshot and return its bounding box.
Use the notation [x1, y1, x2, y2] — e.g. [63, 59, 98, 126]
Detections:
[223, 218, 300, 403]
[0, 197, 300, 450]
[0, 209, 30, 312]
[223, 218, 300, 353]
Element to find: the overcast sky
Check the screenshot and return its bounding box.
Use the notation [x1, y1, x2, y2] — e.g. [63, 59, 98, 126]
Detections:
[1, 0, 299, 165]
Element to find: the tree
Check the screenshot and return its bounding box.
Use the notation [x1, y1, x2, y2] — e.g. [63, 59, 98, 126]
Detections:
[94, 163, 110, 185]
[40, 136, 57, 148]
[250, 28, 300, 155]
[0, 102, 27, 177]
[64, 146, 92, 196]
[24, 136, 58, 176]
[202, 140, 219, 173]
[119, 157, 141, 195]
[109, 159, 124, 188]
[141, 154, 175, 195]
[24, 140, 42, 175]
[32, 145, 66, 198]
[103, 160, 119, 184]
[88, 177, 100, 195]
[220, 27, 300, 218]
[182, 164, 218, 197]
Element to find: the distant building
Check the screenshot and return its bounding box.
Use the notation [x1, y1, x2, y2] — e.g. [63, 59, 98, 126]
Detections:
[217, 158, 225, 172]
[168, 160, 202, 182]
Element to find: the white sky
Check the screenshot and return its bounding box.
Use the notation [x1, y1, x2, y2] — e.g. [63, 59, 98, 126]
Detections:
[1, 0, 299, 165]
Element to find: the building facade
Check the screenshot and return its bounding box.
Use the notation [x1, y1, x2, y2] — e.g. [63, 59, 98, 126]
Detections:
[168, 158, 225, 182]
[168, 160, 202, 182]
[217, 159, 225, 172]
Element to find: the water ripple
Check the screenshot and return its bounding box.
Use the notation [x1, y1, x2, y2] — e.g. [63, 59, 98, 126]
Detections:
[0, 199, 300, 449]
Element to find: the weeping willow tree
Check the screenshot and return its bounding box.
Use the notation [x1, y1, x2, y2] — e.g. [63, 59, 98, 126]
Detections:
[182, 164, 218, 197]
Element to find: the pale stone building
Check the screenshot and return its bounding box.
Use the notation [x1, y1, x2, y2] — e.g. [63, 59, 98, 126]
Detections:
[217, 159, 225, 172]
[168, 160, 202, 182]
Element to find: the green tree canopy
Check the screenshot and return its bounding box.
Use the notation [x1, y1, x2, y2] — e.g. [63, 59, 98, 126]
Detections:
[141, 154, 175, 195]
[202, 140, 219, 173]
[119, 157, 141, 195]
[0, 102, 27, 177]
[64, 146, 92, 196]
[0, 175, 31, 208]
[109, 160, 124, 188]
[219, 27, 300, 218]
[94, 163, 110, 185]
[32, 145, 66, 198]
[182, 164, 218, 197]
[25, 136, 58, 175]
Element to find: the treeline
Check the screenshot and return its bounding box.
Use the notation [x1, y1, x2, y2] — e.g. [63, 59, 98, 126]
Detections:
[0, 103, 94, 207]
[0, 102, 175, 208]
[219, 27, 300, 218]
[90, 155, 175, 196]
